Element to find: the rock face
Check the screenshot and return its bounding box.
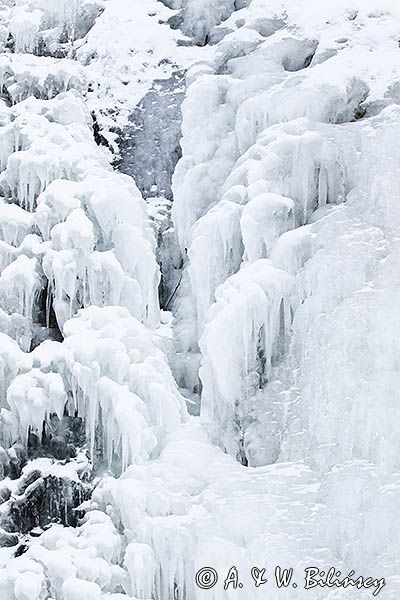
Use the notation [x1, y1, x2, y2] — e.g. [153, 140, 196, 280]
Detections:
[0, 1, 399, 599]
[0, 454, 92, 547]
[118, 72, 186, 202]
[8, 473, 91, 534]
[117, 71, 186, 308]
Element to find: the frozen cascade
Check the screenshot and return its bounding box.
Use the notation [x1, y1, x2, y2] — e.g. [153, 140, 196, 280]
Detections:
[0, 1, 399, 600]
[117, 71, 186, 309]
[0, 91, 161, 341]
[200, 259, 294, 463]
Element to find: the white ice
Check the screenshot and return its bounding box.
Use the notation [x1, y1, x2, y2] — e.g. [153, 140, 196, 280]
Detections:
[0, 0, 400, 599]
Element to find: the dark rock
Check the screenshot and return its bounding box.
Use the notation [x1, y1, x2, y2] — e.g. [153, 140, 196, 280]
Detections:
[14, 544, 29, 557]
[9, 475, 92, 534]
[0, 486, 11, 504]
[0, 529, 19, 547]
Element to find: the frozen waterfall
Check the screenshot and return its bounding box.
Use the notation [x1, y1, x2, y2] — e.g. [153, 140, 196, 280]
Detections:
[0, 0, 399, 599]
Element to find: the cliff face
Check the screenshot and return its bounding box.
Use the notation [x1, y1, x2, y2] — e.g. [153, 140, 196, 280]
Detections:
[0, 1, 399, 599]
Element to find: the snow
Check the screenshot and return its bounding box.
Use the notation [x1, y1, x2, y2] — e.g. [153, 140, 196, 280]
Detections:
[176, 0, 238, 46]
[0, 202, 33, 247]
[0, 0, 400, 598]
[7, 369, 66, 445]
[76, 0, 208, 149]
[0, 255, 42, 320]
[0, 91, 160, 347]
[7, 0, 104, 54]
[0, 305, 186, 472]
[0, 54, 86, 104]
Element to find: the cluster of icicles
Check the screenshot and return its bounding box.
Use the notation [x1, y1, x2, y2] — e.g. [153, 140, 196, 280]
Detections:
[0, 0, 182, 476]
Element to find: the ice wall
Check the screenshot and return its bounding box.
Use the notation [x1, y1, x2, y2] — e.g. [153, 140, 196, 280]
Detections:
[172, 0, 400, 467]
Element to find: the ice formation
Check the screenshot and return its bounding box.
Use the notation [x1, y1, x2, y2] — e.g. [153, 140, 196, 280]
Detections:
[0, 0, 399, 599]
[6, 0, 104, 54]
[0, 54, 87, 103]
[161, 0, 240, 46]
